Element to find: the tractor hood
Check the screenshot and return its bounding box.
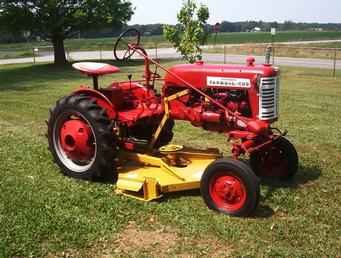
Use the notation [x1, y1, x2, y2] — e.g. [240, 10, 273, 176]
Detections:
[164, 60, 279, 89]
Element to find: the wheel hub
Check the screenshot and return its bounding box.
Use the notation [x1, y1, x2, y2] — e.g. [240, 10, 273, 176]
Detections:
[210, 174, 246, 211]
[59, 119, 94, 161]
[214, 176, 243, 201]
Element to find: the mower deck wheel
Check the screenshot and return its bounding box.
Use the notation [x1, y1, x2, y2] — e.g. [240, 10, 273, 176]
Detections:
[200, 158, 260, 217]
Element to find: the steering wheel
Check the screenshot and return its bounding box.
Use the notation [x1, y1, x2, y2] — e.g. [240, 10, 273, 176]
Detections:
[114, 28, 141, 61]
[151, 72, 161, 80]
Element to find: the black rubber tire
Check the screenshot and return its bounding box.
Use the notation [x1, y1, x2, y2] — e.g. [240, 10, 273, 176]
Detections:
[250, 137, 299, 179]
[200, 158, 260, 217]
[47, 94, 118, 182]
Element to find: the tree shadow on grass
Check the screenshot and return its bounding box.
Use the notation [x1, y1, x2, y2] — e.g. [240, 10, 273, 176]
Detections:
[0, 58, 178, 92]
[0, 63, 79, 91]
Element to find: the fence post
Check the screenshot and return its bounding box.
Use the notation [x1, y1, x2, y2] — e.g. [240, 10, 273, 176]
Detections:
[100, 44, 103, 61]
[332, 48, 337, 77]
[223, 45, 226, 64]
[32, 48, 36, 64]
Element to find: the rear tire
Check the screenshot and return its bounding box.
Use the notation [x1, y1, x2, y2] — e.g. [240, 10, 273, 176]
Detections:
[200, 158, 260, 217]
[47, 94, 118, 182]
[249, 137, 298, 179]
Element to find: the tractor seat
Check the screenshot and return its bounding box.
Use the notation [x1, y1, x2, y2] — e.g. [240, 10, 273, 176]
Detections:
[72, 62, 120, 76]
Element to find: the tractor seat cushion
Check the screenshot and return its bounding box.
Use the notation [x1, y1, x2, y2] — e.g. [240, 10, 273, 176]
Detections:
[72, 62, 120, 76]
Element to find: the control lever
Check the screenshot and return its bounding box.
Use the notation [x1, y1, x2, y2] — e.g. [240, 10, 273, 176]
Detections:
[128, 74, 132, 89]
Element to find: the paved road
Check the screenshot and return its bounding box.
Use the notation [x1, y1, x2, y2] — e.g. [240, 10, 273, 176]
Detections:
[203, 53, 341, 70]
[0, 48, 340, 70]
[205, 39, 341, 48]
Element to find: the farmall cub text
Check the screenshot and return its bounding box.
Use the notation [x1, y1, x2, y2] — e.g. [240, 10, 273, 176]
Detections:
[47, 29, 298, 217]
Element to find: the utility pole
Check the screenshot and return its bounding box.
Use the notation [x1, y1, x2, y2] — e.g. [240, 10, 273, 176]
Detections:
[270, 28, 276, 65]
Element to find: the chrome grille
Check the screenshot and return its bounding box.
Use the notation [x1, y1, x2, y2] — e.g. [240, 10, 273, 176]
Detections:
[259, 77, 279, 120]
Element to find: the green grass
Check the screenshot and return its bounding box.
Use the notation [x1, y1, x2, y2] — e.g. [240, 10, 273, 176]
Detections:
[1, 31, 341, 60]
[0, 61, 340, 257]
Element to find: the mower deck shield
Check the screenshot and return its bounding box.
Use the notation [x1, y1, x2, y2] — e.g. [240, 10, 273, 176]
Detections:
[115, 146, 222, 201]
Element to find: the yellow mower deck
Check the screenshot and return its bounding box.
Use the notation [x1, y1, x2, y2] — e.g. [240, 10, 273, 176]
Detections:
[115, 145, 222, 201]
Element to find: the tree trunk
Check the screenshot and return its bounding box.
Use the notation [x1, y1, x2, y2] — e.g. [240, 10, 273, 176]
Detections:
[52, 36, 67, 65]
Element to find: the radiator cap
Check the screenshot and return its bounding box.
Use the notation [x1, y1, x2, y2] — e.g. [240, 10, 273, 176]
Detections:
[246, 56, 255, 66]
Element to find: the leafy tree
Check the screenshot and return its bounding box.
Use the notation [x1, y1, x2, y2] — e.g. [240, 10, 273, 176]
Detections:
[163, 0, 209, 63]
[0, 0, 133, 64]
[220, 21, 237, 32]
[282, 20, 296, 31]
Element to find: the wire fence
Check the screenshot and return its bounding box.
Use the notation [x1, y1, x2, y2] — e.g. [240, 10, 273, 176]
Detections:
[209, 44, 341, 77]
[1, 43, 341, 77]
[0, 43, 166, 63]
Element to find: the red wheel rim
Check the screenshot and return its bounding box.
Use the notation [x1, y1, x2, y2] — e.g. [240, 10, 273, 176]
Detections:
[209, 172, 247, 212]
[59, 119, 95, 162]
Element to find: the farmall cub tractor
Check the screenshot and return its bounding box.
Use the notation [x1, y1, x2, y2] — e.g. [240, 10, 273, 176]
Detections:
[47, 29, 298, 217]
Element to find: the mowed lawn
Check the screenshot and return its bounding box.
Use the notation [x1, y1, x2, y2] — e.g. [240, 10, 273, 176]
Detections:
[0, 60, 340, 257]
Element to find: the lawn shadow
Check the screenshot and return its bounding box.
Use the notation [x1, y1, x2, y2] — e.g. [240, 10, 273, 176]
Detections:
[163, 189, 275, 218]
[0, 60, 135, 92]
[61, 162, 320, 219]
[153, 164, 321, 219]
[252, 204, 275, 218]
[0, 58, 179, 92]
[261, 165, 321, 202]
[162, 189, 201, 200]
[156, 184, 276, 219]
[0, 63, 79, 91]
[260, 164, 321, 188]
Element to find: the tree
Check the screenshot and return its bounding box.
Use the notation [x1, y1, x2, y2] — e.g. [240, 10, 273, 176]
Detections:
[220, 21, 238, 32]
[282, 20, 296, 31]
[0, 0, 133, 65]
[163, 0, 209, 63]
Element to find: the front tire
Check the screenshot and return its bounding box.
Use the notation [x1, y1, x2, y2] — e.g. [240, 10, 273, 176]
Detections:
[200, 158, 260, 217]
[249, 137, 298, 179]
[47, 95, 118, 182]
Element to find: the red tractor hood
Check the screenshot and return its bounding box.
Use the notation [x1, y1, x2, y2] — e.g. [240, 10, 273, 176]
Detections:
[164, 61, 278, 89]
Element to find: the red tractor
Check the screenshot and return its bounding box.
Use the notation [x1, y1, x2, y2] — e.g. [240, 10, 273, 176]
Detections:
[47, 29, 298, 217]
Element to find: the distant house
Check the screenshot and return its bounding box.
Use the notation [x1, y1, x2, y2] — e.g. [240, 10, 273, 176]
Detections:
[251, 27, 261, 32]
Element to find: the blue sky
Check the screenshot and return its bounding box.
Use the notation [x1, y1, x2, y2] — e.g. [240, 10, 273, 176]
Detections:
[128, 0, 341, 25]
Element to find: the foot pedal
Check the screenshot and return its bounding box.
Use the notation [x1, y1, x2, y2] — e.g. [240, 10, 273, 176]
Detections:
[123, 137, 149, 152]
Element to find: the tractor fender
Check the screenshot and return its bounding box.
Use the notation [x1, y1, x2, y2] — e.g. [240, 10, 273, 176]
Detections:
[72, 87, 116, 119]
